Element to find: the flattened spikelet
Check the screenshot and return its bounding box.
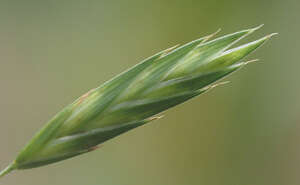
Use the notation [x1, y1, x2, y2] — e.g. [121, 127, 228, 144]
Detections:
[0, 25, 276, 178]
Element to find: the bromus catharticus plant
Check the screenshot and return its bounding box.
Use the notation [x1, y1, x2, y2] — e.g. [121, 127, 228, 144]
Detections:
[0, 25, 276, 178]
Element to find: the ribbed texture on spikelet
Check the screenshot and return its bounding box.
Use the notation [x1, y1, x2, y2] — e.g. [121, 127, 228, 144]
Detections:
[0, 26, 276, 177]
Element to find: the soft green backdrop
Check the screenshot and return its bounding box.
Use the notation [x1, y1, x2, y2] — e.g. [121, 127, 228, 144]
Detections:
[0, 0, 299, 185]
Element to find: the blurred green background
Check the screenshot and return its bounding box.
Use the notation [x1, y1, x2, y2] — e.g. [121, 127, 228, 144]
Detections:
[0, 0, 299, 185]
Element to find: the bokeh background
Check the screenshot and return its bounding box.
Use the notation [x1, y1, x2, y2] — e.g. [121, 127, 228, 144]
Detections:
[0, 0, 299, 185]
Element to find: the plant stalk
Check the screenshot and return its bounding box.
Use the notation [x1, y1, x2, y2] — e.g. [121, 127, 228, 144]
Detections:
[0, 162, 16, 178]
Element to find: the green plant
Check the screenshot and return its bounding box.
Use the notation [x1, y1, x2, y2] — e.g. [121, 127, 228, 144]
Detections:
[0, 25, 276, 178]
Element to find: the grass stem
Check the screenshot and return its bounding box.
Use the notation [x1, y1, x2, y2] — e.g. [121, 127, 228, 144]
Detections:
[0, 162, 16, 178]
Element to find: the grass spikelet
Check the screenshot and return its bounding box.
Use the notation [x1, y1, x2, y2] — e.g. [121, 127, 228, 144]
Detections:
[0, 26, 276, 178]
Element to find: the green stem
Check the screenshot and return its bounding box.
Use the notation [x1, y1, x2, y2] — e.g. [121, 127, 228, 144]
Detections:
[0, 162, 16, 178]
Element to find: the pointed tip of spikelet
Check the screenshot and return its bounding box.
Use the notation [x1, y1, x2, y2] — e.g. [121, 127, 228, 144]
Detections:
[249, 24, 264, 33]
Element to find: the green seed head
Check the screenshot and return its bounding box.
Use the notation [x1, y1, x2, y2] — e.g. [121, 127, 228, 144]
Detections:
[0, 25, 276, 177]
